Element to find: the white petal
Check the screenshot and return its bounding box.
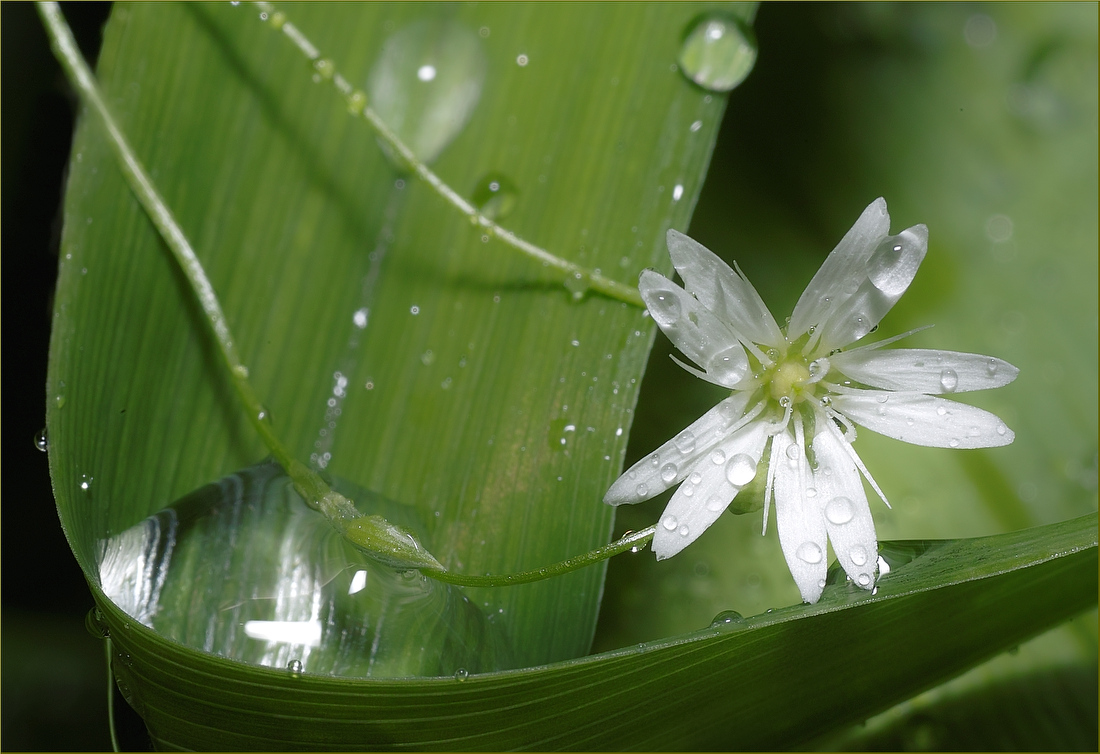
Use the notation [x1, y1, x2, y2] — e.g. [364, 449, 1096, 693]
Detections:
[789, 198, 890, 340]
[653, 420, 771, 560]
[639, 270, 750, 388]
[603, 393, 755, 505]
[665, 230, 782, 347]
[830, 390, 1015, 449]
[811, 420, 878, 590]
[772, 424, 827, 603]
[830, 348, 1019, 394]
[812, 224, 929, 354]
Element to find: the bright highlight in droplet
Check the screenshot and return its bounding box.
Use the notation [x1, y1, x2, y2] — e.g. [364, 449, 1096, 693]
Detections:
[243, 620, 323, 647]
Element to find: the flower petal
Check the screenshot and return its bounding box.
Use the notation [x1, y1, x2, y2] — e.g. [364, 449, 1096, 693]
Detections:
[830, 348, 1019, 394]
[653, 420, 772, 560]
[665, 230, 783, 347]
[639, 270, 751, 388]
[772, 424, 827, 603]
[830, 390, 1015, 448]
[811, 420, 878, 590]
[603, 393, 755, 505]
[789, 198, 890, 340]
[811, 224, 929, 354]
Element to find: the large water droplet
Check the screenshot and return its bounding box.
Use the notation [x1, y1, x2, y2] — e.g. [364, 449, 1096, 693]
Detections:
[850, 545, 868, 566]
[725, 453, 758, 486]
[366, 18, 487, 166]
[678, 13, 758, 92]
[662, 514, 678, 531]
[825, 496, 854, 525]
[796, 542, 823, 564]
[867, 235, 922, 297]
[471, 172, 519, 221]
[454, 667, 469, 682]
[675, 430, 697, 454]
[660, 462, 678, 484]
[287, 659, 304, 675]
[939, 368, 959, 393]
[647, 289, 682, 327]
[705, 344, 749, 385]
[34, 428, 48, 452]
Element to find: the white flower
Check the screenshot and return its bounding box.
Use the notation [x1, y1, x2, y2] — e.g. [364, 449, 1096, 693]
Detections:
[605, 198, 1018, 603]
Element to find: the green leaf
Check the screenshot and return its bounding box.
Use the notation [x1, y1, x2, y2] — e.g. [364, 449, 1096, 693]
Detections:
[90, 514, 1095, 749]
[48, 1, 739, 672]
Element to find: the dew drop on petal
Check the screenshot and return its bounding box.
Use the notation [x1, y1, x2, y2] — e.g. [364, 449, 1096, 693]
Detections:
[705, 344, 749, 385]
[936, 406, 948, 417]
[682, 483, 695, 497]
[785, 444, 801, 461]
[711, 449, 726, 465]
[675, 430, 697, 454]
[678, 525, 690, 537]
[635, 483, 649, 498]
[689, 471, 703, 485]
[805, 487, 818, 498]
[939, 368, 959, 393]
[825, 496, 854, 524]
[648, 290, 682, 327]
[650, 453, 661, 467]
[725, 453, 758, 485]
[660, 463, 678, 483]
[858, 573, 872, 587]
[850, 545, 868, 566]
[705, 495, 726, 512]
[996, 424, 1007, 436]
[949, 438, 960, 448]
[987, 359, 999, 375]
[662, 514, 679, 531]
[796, 542, 823, 564]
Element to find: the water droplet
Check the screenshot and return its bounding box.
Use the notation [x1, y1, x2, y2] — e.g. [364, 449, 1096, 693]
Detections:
[711, 610, 743, 626]
[660, 463, 678, 484]
[471, 172, 519, 221]
[796, 542, 823, 564]
[662, 514, 679, 531]
[850, 546, 868, 566]
[635, 483, 649, 498]
[232, 364, 249, 379]
[705, 344, 749, 385]
[949, 438, 960, 448]
[563, 271, 590, 301]
[996, 424, 1007, 436]
[825, 496, 854, 524]
[454, 667, 469, 681]
[650, 453, 662, 467]
[725, 453, 757, 485]
[366, 18, 488, 166]
[674, 430, 697, 454]
[647, 289, 682, 327]
[689, 471, 703, 485]
[986, 359, 999, 375]
[287, 659, 303, 675]
[79, 474, 93, 492]
[34, 428, 48, 452]
[678, 524, 690, 537]
[936, 406, 948, 417]
[515, 53, 529, 66]
[677, 13, 758, 92]
[711, 449, 726, 465]
[868, 234, 922, 297]
[939, 368, 959, 393]
[84, 607, 109, 639]
[705, 495, 726, 512]
[682, 483, 695, 497]
[805, 487, 818, 498]
[672, 184, 684, 201]
[352, 307, 369, 329]
[785, 444, 801, 461]
[857, 573, 872, 587]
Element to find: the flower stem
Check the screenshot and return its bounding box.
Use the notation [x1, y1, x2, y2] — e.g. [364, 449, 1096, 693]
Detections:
[423, 526, 656, 587]
[250, 0, 645, 309]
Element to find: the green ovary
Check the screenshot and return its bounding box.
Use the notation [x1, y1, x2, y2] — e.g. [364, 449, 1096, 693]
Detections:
[769, 359, 813, 403]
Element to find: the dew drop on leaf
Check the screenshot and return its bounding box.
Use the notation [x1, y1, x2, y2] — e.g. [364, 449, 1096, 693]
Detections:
[677, 13, 757, 93]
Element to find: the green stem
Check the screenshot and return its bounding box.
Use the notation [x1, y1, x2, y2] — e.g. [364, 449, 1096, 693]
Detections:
[251, 1, 645, 309]
[38, 1, 649, 589]
[425, 526, 656, 587]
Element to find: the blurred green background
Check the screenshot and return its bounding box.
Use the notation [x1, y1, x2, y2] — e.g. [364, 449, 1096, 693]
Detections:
[4, 2, 1095, 750]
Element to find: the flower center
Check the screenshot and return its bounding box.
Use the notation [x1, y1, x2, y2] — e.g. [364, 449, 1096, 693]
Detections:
[769, 359, 812, 404]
